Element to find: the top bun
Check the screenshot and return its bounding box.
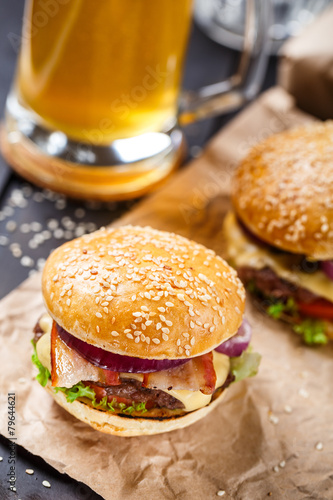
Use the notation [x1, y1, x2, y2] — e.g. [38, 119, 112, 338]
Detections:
[42, 225, 245, 359]
[232, 121, 333, 260]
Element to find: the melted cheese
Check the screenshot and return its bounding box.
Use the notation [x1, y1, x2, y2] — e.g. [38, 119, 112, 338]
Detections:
[36, 314, 230, 412]
[224, 212, 333, 303]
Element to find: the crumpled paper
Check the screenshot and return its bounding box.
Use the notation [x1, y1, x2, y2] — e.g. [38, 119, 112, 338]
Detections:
[279, 5, 333, 120]
[1, 87, 333, 500]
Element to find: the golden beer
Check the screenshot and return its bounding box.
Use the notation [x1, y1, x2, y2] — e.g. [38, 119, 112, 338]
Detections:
[18, 0, 193, 144]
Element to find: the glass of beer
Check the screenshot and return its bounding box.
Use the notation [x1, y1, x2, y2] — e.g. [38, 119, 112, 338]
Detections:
[1, 0, 271, 200]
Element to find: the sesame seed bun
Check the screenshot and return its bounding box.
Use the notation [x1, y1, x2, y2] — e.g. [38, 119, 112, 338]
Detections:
[45, 380, 227, 436]
[232, 122, 333, 260]
[42, 225, 245, 359]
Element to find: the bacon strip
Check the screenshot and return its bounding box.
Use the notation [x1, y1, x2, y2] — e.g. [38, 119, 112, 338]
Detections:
[50, 322, 120, 388]
[143, 352, 217, 395]
[49, 321, 216, 393]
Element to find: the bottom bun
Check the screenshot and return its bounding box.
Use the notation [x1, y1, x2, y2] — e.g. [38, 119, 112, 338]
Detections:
[45, 381, 227, 436]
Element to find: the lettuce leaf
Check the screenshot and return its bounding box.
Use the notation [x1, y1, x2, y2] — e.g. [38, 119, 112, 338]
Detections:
[55, 382, 148, 414]
[31, 340, 51, 387]
[54, 382, 96, 403]
[267, 297, 297, 320]
[293, 320, 328, 345]
[230, 348, 261, 382]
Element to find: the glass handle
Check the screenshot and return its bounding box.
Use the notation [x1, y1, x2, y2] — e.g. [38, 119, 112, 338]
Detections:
[179, 0, 273, 126]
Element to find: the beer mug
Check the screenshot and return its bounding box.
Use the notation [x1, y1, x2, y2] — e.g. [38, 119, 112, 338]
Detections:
[2, 0, 271, 200]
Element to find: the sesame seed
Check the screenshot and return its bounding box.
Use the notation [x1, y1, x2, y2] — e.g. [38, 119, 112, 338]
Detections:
[166, 302, 174, 307]
[145, 320, 152, 326]
[133, 312, 142, 317]
[190, 321, 195, 328]
[131, 295, 136, 301]
[279, 461, 286, 468]
[298, 388, 309, 399]
[269, 414, 279, 425]
[103, 307, 108, 314]
[124, 329, 131, 333]
[158, 307, 165, 313]
[156, 323, 162, 330]
[141, 306, 148, 312]
[95, 312, 102, 318]
[25, 469, 34, 475]
[217, 491, 225, 497]
[272, 466, 279, 473]
[162, 328, 170, 334]
[162, 333, 168, 341]
[66, 299, 71, 306]
[185, 350, 190, 356]
[315, 442, 323, 451]
[284, 405, 292, 414]
[152, 338, 160, 344]
[126, 333, 134, 339]
[159, 315, 166, 322]
[96, 326, 100, 333]
[42, 481, 51, 488]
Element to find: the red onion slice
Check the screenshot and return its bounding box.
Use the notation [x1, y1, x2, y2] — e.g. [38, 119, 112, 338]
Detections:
[56, 324, 189, 373]
[215, 318, 252, 357]
[321, 261, 333, 280]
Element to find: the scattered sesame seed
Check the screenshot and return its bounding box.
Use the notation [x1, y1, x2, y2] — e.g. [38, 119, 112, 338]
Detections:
[0, 457, 3, 462]
[0, 236, 9, 246]
[20, 256, 34, 268]
[273, 466, 279, 473]
[152, 338, 160, 344]
[279, 461, 286, 468]
[25, 469, 34, 475]
[298, 388, 309, 399]
[6, 220, 17, 232]
[111, 331, 119, 337]
[284, 405, 292, 414]
[217, 491, 225, 497]
[42, 480, 51, 488]
[315, 442, 323, 451]
[269, 414, 279, 425]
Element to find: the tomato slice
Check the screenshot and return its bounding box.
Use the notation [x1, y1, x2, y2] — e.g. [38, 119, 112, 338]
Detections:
[297, 298, 333, 320]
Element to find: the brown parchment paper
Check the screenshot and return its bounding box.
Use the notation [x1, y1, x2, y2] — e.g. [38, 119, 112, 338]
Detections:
[1, 87, 333, 500]
[279, 5, 333, 120]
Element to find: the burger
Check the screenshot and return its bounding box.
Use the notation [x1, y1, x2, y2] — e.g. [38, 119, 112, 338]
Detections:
[224, 122, 333, 345]
[32, 225, 260, 436]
